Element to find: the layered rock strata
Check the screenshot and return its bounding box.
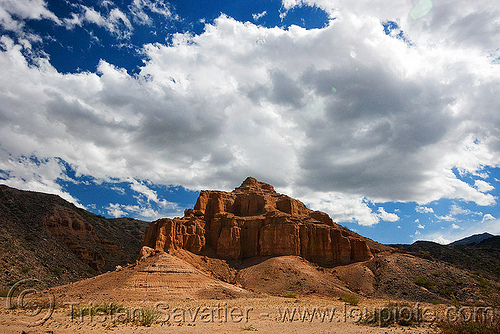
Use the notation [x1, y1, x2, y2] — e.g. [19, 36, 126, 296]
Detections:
[143, 177, 372, 266]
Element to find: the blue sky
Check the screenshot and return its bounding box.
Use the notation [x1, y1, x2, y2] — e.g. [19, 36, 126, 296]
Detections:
[1, 0, 499, 244]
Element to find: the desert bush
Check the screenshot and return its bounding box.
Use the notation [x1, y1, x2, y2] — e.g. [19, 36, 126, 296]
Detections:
[438, 319, 500, 334]
[136, 307, 160, 326]
[414, 276, 436, 289]
[241, 324, 258, 331]
[358, 302, 419, 327]
[53, 267, 63, 276]
[419, 250, 432, 259]
[70, 302, 124, 317]
[86, 267, 97, 275]
[282, 291, 298, 298]
[439, 287, 453, 298]
[341, 293, 359, 306]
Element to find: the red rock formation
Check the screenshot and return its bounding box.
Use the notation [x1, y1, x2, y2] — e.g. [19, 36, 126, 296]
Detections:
[143, 177, 374, 266]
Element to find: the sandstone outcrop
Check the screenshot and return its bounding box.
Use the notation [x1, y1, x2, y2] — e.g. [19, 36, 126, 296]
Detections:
[143, 177, 373, 266]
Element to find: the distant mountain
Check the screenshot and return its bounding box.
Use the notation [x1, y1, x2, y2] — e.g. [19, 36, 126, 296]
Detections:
[449, 232, 496, 246]
[0, 184, 150, 290]
[392, 235, 500, 280]
[476, 235, 500, 248]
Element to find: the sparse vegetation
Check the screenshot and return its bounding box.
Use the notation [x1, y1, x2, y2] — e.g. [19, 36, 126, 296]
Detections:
[69, 302, 160, 327]
[242, 324, 258, 331]
[70, 302, 124, 317]
[414, 276, 436, 289]
[282, 291, 298, 298]
[438, 319, 500, 334]
[439, 287, 453, 298]
[341, 292, 359, 306]
[135, 307, 160, 327]
[53, 267, 63, 276]
[86, 267, 97, 275]
[420, 250, 432, 259]
[471, 273, 490, 288]
[393, 239, 500, 285]
[358, 302, 420, 327]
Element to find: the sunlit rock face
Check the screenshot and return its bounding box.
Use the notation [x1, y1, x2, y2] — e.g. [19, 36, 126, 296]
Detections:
[143, 177, 372, 266]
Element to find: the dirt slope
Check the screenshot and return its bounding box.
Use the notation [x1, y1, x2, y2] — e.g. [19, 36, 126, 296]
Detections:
[0, 184, 150, 290]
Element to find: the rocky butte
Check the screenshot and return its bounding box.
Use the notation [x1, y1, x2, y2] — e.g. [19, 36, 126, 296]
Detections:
[143, 177, 373, 266]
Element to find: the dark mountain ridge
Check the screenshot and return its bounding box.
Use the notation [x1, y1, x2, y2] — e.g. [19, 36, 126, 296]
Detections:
[449, 232, 496, 246]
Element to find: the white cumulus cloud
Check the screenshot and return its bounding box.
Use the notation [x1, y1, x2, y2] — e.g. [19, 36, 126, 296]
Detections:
[475, 179, 494, 193]
[377, 207, 400, 222]
[416, 206, 434, 213]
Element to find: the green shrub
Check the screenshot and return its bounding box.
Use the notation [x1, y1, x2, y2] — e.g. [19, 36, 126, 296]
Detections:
[341, 292, 359, 306]
[70, 302, 124, 317]
[420, 250, 432, 259]
[282, 291, 298, 298]
[414, 276, 436, 289]
[136, 307, 160, 327]
[98, 302, 124, 315]
[439, 287, 453, 298]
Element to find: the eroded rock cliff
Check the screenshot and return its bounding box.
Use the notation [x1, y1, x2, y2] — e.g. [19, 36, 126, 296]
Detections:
[143, 177, 373, 266]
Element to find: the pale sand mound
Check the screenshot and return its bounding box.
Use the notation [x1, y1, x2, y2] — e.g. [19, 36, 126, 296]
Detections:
[171, 248, 239, 284]
[169, 250, 356, 298]
[333, 262, 376, 296]
[49, 252, 252, 303]
[235, 255, 352, 297]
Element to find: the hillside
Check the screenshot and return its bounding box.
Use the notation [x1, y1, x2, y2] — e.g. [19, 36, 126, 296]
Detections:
[0, 184, 150, 290]
[392, 238, 500, 280]
[49, 178, 500, 307]
[2, 180, 500, 309]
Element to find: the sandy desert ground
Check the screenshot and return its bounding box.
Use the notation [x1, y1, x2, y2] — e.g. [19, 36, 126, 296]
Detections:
[1, 295, 441, 334]
[3, 252, 498, 334]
